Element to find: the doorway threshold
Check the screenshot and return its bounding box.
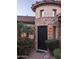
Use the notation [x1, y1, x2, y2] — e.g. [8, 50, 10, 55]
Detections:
[36, 49, 48, 53]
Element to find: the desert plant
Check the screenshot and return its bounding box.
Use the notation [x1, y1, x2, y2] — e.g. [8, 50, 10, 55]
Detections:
[53, 48, 61, 59]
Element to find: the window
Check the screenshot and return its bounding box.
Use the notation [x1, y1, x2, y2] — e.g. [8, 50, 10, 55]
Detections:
[40, 10, 44, 17]
[53, 9, 56, 17]
[53, 26, 56, 38]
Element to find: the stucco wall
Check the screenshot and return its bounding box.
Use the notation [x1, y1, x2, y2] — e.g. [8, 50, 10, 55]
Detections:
[35, 5, 61, 18]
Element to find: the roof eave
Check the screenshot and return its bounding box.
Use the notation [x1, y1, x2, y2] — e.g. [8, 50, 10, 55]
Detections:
[32, 1, 61, 12]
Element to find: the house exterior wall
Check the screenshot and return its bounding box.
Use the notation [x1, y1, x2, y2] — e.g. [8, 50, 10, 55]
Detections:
[35, 18, 60, 40]
[35, 5, 61, 18]
[32, 1, 61, 51]
[35, 4, 60, 40]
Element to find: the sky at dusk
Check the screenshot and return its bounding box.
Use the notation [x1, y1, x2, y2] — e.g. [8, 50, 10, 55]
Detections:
[17, 0, 42, 16]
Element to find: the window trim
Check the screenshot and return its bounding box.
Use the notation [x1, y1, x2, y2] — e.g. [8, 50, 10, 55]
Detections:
[40, 9, 44, 17]
[53, 9, 57, 17]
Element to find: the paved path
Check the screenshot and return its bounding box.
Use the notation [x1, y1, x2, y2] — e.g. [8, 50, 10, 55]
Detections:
[26, 51, 55, 59]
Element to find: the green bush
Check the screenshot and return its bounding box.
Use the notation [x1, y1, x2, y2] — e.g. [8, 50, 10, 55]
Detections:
[45, 38, 60, 56]
[46, 39, 59, 55]
[17, 46, 22, 55]
[53, 48, 61, 59]
[17, 39, 33, 56]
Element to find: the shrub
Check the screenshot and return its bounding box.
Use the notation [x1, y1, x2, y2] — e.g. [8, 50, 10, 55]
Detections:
[45, 38, 60, 56]
[53, 48, 61, 59]
[17, 39, 33, 56]
[17, 46, 22, 55]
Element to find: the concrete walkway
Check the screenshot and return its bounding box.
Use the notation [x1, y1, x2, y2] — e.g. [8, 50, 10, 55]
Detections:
[26, 51, 55, 59]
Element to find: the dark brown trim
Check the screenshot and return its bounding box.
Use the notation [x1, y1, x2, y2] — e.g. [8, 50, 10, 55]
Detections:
[17, 21, 35, 24]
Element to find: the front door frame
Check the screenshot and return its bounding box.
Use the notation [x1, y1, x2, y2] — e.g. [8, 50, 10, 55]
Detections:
[36, 26, 48, 52]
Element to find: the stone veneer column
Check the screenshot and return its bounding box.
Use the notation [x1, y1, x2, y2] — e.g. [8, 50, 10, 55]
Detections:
[35, 17, 57, 40]
[48, 25, 53, 40]
[56, 17, 61, 40]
